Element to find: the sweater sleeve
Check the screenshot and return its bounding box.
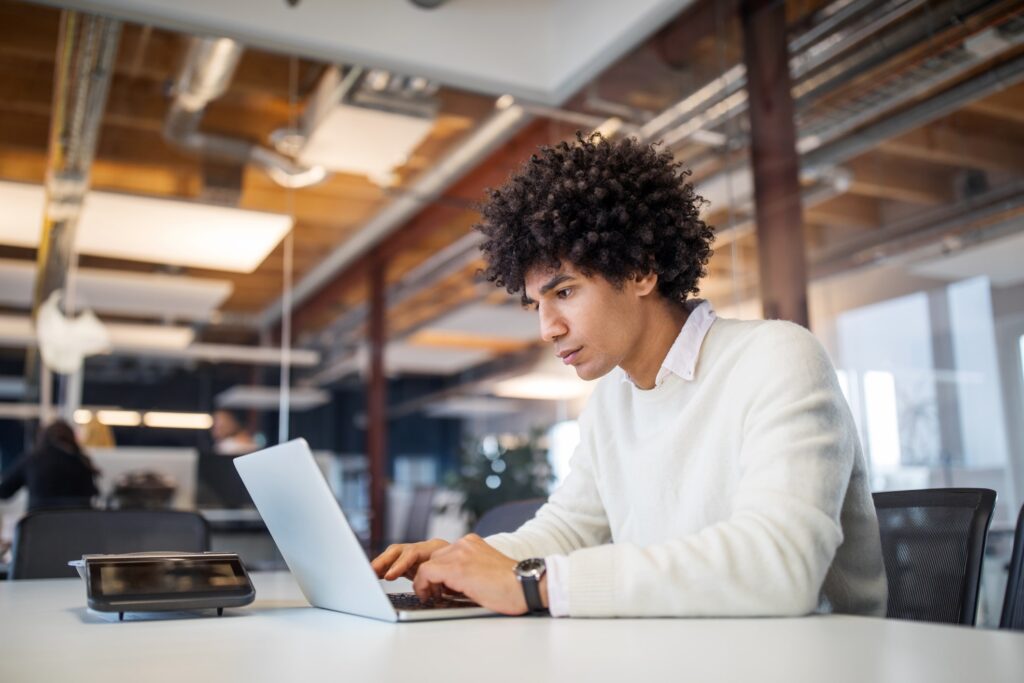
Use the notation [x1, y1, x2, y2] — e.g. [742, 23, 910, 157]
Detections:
[485, 406, 612, 560]
[563, 323, 855, 617]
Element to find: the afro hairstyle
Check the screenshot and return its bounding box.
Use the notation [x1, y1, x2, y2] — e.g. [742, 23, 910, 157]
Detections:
[476, 132, 714, 305]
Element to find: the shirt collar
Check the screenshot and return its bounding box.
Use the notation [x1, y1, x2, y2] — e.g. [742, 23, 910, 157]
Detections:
[620, 299, 717, 388]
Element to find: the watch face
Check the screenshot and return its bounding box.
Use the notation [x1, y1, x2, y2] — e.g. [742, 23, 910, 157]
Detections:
[516, 558, 546, 579]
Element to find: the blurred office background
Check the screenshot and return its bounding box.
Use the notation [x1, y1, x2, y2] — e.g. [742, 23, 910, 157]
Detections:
[0, 0, 1022, 625]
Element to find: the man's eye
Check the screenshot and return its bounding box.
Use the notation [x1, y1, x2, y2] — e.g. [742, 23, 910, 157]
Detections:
[556, 287, 573, 299]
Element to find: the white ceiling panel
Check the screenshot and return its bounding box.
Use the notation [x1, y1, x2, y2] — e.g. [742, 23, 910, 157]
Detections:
[0, 182, 291, 273]
[0, 258, 233, 321]
[426, 302, 539, 341]
[50, 0, 693, 105]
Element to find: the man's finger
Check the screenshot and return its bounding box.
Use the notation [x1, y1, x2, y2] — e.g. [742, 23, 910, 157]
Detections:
[385, 547, 418, 580]
[371, 544, 403, 575]
[412, 561, 436, 600]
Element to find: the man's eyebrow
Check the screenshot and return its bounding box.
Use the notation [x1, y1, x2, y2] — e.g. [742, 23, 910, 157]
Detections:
[539, 273, 574, 295]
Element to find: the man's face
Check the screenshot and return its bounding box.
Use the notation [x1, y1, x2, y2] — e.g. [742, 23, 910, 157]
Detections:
[523, 264, 646, 381]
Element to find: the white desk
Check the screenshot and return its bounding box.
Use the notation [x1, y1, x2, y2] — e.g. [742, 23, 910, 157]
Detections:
[1, 572, 1022, 683]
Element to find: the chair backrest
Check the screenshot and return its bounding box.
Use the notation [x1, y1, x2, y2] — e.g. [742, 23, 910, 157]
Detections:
[873, 487, 995, 625]
[10, 509, 210, 580]
[1000, 504, 1024, 631]
[403, 486, 436, 542]
[473, 498, 545, 537]
[196, 453, 254, 508]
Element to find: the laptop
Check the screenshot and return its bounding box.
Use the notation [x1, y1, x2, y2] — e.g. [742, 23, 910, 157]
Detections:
[234, 438, 498, 622]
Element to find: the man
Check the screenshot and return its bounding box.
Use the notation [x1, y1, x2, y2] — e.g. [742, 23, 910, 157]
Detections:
[371, 133, 887, 618]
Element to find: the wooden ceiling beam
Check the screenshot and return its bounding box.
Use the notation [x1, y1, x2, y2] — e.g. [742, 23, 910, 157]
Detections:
[880, 123, 1024, 174]
[291, 121, 555, 337]
[652, 0, 741, 69]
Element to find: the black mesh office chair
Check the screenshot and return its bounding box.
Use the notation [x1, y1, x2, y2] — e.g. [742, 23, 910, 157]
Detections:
[10, 509, 210, 580]
[403, 486, 436, 542]
[873, 488, 995, 625]
[473, 498, 545, 537]
[1000, 504, 1024, 631]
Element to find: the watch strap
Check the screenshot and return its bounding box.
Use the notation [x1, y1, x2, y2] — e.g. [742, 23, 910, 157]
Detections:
[520, 573, 545, 613]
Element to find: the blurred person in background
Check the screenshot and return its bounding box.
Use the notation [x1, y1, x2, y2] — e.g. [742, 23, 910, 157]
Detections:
[211, 409, 257, 455]
[0, 420, 100, 512]
[78, 413, 115, 448]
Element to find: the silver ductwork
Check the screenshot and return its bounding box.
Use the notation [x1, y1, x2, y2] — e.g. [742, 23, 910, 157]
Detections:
[28, 11, 121, 419]
[33, 12, 121, 319]
[163, 37, 326, 189]
[691, 10, 1024, 222]
[642, 0, 1004, 152]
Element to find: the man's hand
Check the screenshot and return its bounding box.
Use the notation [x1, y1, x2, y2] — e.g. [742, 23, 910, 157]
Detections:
[371, 539, 450, 581]
[413, 534, 543, 615]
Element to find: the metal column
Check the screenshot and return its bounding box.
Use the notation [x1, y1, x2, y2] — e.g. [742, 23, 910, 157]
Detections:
[367, 253, 388, 553]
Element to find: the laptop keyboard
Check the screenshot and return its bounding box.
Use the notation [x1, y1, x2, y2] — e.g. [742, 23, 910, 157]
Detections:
[388, 592, 481, 611]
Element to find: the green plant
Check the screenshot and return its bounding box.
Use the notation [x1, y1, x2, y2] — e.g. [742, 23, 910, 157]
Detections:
[447, 430, 553, 523]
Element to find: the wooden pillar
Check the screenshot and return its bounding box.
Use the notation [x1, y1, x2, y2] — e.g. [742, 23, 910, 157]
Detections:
[741, 0, 809, 326]
[367, 252, 388, 553]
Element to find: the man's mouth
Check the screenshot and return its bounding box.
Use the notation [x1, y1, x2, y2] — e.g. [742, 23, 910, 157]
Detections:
[558, 347, 582, 365]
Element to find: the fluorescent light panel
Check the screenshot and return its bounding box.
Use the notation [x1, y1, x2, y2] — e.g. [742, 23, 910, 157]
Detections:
[77, 408, 212, 429]
[96, 409, 142, 426]
[299, 104, 435, 178]
[216, 385, 330, 411]
[424, 396, 522, 418]
[0, 181, 292, 273]
[0, 314, 193, 350]
[492, 373, 592, 400]
[143, 412, 214, 429]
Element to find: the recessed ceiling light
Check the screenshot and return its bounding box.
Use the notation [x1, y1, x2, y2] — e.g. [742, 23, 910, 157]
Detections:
[0, 181, 292, 273]
[96, 409, 142, 427]
[216, 385, 330, 411]
[492, 373, 594, 401]
[0, 258, 233, 320]
[143, 412, 214, 429]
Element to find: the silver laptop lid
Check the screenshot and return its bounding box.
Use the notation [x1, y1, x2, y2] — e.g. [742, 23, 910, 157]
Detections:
[233, 439, 396, 622]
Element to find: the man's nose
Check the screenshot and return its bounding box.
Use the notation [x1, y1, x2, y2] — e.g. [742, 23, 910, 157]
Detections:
[539, 305, 567, 342]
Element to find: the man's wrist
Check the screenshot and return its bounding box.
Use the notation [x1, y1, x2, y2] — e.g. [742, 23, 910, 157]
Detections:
[539, 574, 549, 609]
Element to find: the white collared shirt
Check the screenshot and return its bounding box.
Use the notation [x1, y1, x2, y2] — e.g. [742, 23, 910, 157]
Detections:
[619, 298, 718, 388]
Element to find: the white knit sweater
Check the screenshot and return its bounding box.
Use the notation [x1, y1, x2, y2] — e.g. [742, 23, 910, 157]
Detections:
[487, 316, 888, 618]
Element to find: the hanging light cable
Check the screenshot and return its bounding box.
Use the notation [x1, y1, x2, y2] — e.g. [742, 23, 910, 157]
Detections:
[278, 55, 298, 442]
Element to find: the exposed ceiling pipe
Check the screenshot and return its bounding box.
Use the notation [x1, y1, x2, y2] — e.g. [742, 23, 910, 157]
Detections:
[27, 11, 121, 415]
[693, 27, 1024, 213]
[645, 0, 1002, 151]
[640, 0, 909, 143]
[712, 167, 853, 248]
[163, 37, 326, 189]
[811, 181, 1024, 278]
[315, 230, 485, 347]
[799, 25, 1024, 160]
[259, 103, 532, 327]
[802, 49, 1024, 176]
[32, 12, 121, 322]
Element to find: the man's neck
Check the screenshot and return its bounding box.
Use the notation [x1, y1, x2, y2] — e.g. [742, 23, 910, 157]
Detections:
[620, 301, 690, 390]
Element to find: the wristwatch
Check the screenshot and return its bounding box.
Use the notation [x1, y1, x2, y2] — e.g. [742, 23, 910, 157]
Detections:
[514, 558, 547, 614]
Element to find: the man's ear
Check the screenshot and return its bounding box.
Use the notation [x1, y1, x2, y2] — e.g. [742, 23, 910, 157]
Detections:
[632, 271, 658, 297]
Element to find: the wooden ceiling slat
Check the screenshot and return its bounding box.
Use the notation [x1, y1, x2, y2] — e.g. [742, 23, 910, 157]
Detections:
[964, 86, 1024, 125]
[881, 121, 1024, 174]
[846, 154, 955, 206]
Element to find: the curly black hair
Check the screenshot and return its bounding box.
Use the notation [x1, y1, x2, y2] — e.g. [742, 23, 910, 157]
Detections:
[476, 132, 714, 305]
